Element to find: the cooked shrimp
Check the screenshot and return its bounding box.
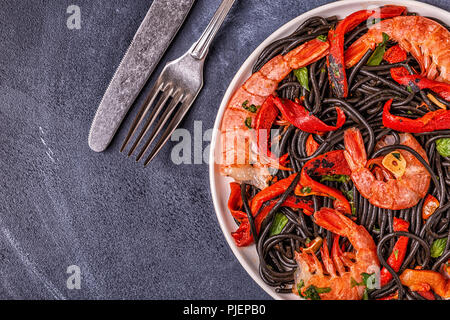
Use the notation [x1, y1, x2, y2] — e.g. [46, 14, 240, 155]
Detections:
[345, 16, 450, 83]
[400, 269, 450, 299]
[219, 39, 330, 189]
[294, 208, 379, 300]
[343, 127, 430, 210]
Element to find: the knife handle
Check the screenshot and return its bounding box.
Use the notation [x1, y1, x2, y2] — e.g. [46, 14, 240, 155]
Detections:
[190, 0, 236, 60]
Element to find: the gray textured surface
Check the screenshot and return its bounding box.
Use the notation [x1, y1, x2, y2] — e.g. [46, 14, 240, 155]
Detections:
[88, 0, 195, 152]
[0, 0, 449, 300]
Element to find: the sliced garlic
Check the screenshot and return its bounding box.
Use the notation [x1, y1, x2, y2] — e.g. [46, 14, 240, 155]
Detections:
[382, 151, 406, 178]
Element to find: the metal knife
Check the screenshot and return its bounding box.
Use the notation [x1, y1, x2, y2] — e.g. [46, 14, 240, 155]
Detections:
[88, 0, 196, 152]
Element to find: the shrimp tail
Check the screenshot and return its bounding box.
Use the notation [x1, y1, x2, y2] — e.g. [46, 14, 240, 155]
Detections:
[343, 127, 367, 171]
[313, 208, 353, 237]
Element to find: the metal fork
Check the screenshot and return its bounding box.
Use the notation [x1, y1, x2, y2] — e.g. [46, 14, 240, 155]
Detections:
[121, 0, 236, 166]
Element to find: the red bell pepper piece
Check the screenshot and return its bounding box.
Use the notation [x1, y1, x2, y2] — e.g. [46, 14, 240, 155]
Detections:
[383, 99, 450, 133]
[306, 134, 320, 156]
[383, 44, 407, 64]
[422, 194, 440, 220]
[380, 217, 410, 287]
[327, 6, 406, 98]
[295, 150, 352, 214]
[383, 45, 450, 102]
[417, 290, 436, 300]
[232, 194, 314, 247]
[273, 97, 346, 134]
[227, 182, 247, 221]
[250, 174, 313, 215]
[255, 95, 280, 159]
[391, 67, 450, 101]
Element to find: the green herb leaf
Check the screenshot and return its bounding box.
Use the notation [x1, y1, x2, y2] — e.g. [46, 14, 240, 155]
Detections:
[436, 138, 450, 157]
[351, 277, 364, 288]
[321, 174, 350, 184]
[361, 272, 377, 290]
[301, 186, 312, 194]
[303, 285, 330, 300]
[297, 280, 305, 296]
[242, 100, 258, 113]
[269, 213, 289, 236]
[430, 238, 448, 258]
[392, 152, 401, 160]
[393, 249, 399, 260]
[366, 32, 389, 66]
[293, 67, 310, 91]
[406, 86, 413, 93]
[315, 287, 332, 294]
[244, 117, 252, 129]
[363, 288, 369, 300]
[317, 35, 327, 42]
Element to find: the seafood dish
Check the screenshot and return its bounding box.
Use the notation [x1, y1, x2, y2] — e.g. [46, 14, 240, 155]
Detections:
[218, 5, 450, 300]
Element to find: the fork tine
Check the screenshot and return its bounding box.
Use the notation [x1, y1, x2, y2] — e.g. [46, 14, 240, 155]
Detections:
[127, 84, 174, 157]
[143, 95, 194, 166]
[135, 89, 185, 162]
[120, 80, 165, 153]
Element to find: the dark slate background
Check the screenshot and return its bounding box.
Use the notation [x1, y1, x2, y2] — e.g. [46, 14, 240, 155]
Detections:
[0, 0, 448, 299]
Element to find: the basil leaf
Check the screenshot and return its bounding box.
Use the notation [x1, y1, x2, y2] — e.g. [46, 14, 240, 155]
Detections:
[431, 238, 448, 258]
[366, 33, 389, 66]
[293, 67, 310, 91]
[321, 174, 350, 184]
[436, 138, 450, 157]
[269, 213, 289, 236]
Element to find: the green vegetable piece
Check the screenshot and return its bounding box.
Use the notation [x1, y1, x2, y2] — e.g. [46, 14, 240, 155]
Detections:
[366, 33, 389, 66]
[430, 238, 448, 258]
[244, 117, 252, 129]
[361, 272, 377, 290]
[301, 186, 312, 194]
[317, 35, 327, 42]
[297, 280, 305, 296]
[436, 138, 450, 157]
[321, 174, 350, 184]
[293, 67, 310, 91]
[269, 213, 289, 236]
[392, 152, 401, 160]
[303, 285, 330, 300]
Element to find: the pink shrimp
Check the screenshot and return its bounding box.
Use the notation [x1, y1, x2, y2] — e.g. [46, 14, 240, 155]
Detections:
[343, 127, 431, 210]
[219, 38, 330, 189]
[345, 16, 450, 83]
[294, 208, 379, 300]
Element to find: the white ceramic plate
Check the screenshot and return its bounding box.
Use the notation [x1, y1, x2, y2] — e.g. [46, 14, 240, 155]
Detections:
[209, 0, 450, 300]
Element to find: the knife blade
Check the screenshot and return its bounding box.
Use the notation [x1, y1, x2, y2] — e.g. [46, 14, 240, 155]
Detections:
[88, 0, 196, 152]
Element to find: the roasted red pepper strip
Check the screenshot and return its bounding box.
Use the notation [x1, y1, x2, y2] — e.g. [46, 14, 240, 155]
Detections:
[232, 195, 314, 247]
[380, 217, 410, 287]
[273, 97, 346, 133]
[255, 95, 280, 159]
[391, 68, 450, 101]
[383, 99, 450, 133]
[422, 194, 440, 220]
[306, 134, 320, 156]
[327, 6, 406, 98]
[383, 45, 450, 102]
[250, 174, 313, 215]
[227, 182, 247, 221]
[295, 150, 352, 214]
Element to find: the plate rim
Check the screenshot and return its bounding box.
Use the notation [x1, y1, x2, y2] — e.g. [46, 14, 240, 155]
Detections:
[208, 0, 450, 300]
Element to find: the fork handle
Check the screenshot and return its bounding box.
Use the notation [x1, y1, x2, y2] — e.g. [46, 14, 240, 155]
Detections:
[190, 0, 236, 60]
